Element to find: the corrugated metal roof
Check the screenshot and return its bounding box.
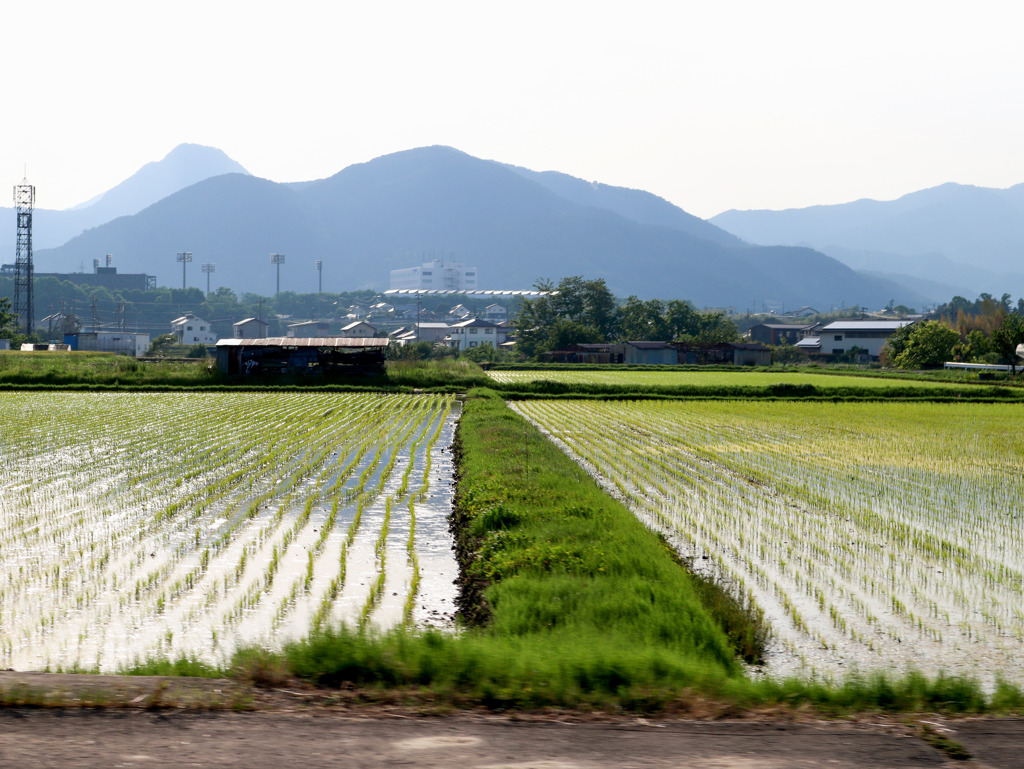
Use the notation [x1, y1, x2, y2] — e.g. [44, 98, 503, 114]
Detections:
[795, 337, 821, 348]
[627, 341, 673, 349]
[216, 337, 388, 348]
[821, 321, 912, 331]
[449, 317, 499, 328]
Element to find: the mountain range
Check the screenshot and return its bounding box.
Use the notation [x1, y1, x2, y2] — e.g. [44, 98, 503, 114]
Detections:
[2, 143, 977, 308]
[711, 183, 1024, 302]
[2, 144, 249, 251]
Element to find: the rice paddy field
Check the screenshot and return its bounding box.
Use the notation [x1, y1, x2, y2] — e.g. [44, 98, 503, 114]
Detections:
[0, 391, 460, 673]
[488, 368, 976, 390]
[512, 399, 1024, 688]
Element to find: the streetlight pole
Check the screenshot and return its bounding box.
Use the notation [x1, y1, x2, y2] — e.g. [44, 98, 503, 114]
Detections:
[202, 263, 215, 295]
[176, 251, 192, 290]
[270, 253, 285, 296]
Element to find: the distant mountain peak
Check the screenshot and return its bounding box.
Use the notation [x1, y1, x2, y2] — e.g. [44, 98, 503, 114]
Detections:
[70, 143, 250, 215]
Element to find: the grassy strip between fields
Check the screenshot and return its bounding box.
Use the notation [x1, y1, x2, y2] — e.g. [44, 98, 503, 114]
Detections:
[2, 353, 1021, 403]
[120, 388, 1024, 715]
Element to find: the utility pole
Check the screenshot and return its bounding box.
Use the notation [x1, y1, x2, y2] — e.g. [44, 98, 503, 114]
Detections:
[176, 251, 192, 290]
[257, 298, 266, 337]
[202, 263, 215, 295]
[270, 253, 285, 296]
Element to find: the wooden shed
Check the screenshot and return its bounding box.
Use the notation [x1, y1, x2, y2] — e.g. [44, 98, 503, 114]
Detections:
[215, 337, 389, 377]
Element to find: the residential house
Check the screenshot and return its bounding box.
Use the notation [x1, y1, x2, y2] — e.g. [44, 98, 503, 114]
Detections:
[390, 322, 451, 345]
[339, 320, 378, 338]
[446, 317, 499, 351]
[813, 320, 913, 360]
[481, 304, 508, 323]
[171, 313, 217, 345]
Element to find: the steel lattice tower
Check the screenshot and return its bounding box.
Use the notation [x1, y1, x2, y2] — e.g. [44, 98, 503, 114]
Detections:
[13, 182, 35, 334]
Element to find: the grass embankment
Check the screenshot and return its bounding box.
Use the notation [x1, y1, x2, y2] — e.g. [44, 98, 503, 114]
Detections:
[0, 351, 219, 387]
[247, 389, 748, 710]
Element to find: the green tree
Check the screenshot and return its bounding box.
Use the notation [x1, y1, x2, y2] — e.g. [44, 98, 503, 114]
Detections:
[513, 276, 616, 358]
[989, 313, 1024, 374]
[891, 321, 959, 369]
[617, 296, 669, 340]
[0, 296, 15, 335]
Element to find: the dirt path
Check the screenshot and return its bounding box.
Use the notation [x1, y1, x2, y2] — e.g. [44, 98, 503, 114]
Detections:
[0, 673, 1021, 768]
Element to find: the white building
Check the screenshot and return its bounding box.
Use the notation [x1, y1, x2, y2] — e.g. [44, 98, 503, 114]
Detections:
[171, 313, 218, 345]
[446, 317, 499, 351]
[389, 259, 478, 291]
[65, 331, 150, 357]
[809, 320, 913, 359]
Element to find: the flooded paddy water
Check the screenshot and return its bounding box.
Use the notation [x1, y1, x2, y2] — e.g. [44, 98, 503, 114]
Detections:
[514, 399, 1024, 690]
[0, 392, 460, 673]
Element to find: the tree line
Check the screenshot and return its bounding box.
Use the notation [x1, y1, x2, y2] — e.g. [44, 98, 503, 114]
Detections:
[884, 293, 1024, 371]
[512, 276, 739, 359]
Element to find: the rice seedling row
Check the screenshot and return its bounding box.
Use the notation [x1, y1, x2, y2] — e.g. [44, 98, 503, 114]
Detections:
[512, 399, 1024, 686]
[0, 391, 458, 672]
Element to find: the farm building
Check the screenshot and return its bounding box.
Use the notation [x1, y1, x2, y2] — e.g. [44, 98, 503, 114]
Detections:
[64, 331, 151, 357]
[677, 342, 772, 366]
[747, 323, 818, 346]
[287, 320, 331, 338]
[541, 343, 622, 364]
[215, 337, 388, 377]
[233, 317, 269, 339]
[622, 341, 677, 365]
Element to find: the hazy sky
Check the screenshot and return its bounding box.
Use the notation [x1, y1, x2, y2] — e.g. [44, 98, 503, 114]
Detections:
[4, 0, 1023, 219]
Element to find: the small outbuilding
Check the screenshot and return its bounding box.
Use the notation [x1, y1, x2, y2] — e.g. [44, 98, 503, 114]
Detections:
[622, 341, 677, 365]
[233, 317, 270, 339]
[64, 331, 150, 357]
[677, 342, 772, 366]
[215, 337, 388, 377]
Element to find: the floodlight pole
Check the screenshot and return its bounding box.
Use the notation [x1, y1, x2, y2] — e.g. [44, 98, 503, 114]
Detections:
[202, 263, 215, 295]
[176, 251, 192, 290]
[270, 253, 286, 296]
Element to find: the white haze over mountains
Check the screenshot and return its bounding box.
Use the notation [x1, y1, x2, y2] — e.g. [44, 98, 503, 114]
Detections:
[711, 183, 1024, 303]
[3, 142, 1018, 306]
